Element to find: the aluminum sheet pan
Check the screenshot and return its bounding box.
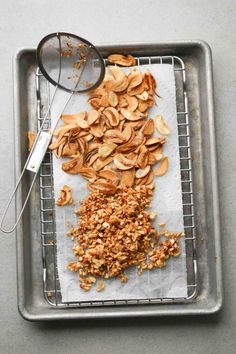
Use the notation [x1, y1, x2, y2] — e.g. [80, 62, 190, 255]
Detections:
[13, 40, 222, 320]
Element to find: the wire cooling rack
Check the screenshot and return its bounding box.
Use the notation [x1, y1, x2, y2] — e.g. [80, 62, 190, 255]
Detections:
[36, 55, 198, 307]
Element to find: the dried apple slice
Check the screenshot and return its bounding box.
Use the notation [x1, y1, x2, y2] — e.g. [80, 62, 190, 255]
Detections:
[138, 99, 148, 113]
[98, 143, 117, 160]
[91, 179, 117, 195]
[92, 156, 114, 171]
[136, 91, 149, 101]
[113, 154, 135, 170]
[56, 185, 73, 206]
[62, 154, 84, 174]
[90, 123, 104, 138]
[77, 167, 97, 180]
[104, 129, 125, 144]
[154, 115, 170, 135]
[98, 169, 119, 182]
[127, 70, 143, 91]
[127, 81, 145, 96]
[107, 54, 136, 66]
[87, 110, 100, 125]
[136, 145, 149, 169]
[119, 168, 135, 187]
[140, 119, 154, 136]
[136, 165, 150, 178]
[53, 123, 78, 138]
[120, 108, 145, 121]
[87, 97, 101, 110]
[108, 91, 118, 107]
[155, 157, 169, 176]
[124, 95, 138, 111]
[60, 115, 77, 124]
[103, 107, 120, 127]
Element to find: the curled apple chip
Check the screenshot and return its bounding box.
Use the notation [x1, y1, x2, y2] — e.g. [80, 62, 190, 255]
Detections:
[91, 179, 117, 195]
[87, 110, 100, 125]
[114, 154, 135, 170]
[136, 165, 150, 179]
[98, 143, 117, 160]
[119, 169, 135, 187]
[155, 157, 169, 176]
[62, 155, 83, 174]
[56, 185, 73, 206]
[154, 115, 170, 135]
[107, 54, 136, 67]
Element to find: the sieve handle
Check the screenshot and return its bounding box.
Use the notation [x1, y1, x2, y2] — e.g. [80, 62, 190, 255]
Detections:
[0, 130, 52, 233]
[0, 86, 74, 234]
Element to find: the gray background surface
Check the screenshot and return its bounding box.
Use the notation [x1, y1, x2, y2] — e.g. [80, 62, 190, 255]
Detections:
[0, 0, 235, 353]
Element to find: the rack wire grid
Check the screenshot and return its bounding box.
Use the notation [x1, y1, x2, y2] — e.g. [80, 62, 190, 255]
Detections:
[36, 55, 198, 308]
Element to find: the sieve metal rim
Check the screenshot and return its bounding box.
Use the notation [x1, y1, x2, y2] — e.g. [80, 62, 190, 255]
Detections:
[36, 32, 105, 93]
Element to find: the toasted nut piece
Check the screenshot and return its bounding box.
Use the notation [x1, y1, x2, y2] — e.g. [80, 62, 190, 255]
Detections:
[96, 280, 105, 292]
[119, 169, 135, 187]
[92, 156, 114, 171]
[114, 154, 135, 170]
[98, 143, 117, 160]
[155, 157, 169, 176]
[108, 91, 118, 107]
[120, 108, 145, 121]
[92, 179, 117, 195]
[87, 110, 100, 125]
[107, 54, 136, 66]
[154, 115, 170, 135]
[56, 185, 73, 206]
[140, 119, 154, 136]
[136, 165, 150, 178]
[28, 131, 36, 151]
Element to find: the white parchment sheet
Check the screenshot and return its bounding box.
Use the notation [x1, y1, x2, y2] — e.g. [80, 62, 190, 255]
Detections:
[49, 64, 187, 302]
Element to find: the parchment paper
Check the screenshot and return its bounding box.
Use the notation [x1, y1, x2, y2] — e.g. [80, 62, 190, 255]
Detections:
[50, 64, 187, 302]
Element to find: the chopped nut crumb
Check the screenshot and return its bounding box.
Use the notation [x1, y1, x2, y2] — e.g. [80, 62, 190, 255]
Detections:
[67, 186, 182, 291]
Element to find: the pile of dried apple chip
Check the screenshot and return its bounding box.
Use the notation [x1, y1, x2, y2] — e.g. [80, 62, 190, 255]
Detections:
[50, 64, 170, 195]
[48, 56, 183, 292]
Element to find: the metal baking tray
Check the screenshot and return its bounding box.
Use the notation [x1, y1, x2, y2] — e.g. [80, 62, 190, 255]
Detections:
[14, 40, 222, 320]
